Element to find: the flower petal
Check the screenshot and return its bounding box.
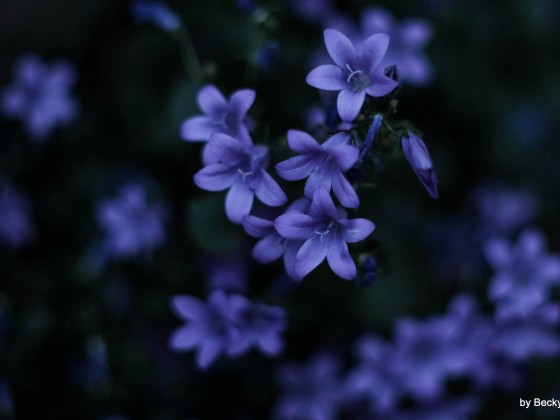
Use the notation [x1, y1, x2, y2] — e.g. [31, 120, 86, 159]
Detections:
[180, 116, 216, 141]
[295, 236, 329, 280]
[327, 143, 359, 171]
[324, 29, 357, 68]
[275, 213, 316, 240]
[284, 240, 303, 280]
[276, 155, 316, 181]
[365, 72, 398, 97]
[332, 171, 359, 208]
[337, 89, 366, 122]
[257, 333, 283, 355]
[194, 164, 238, 191]
[310, 187, 338, 219]
[287, 130, 321, 153]
[170, 295, 208, 320]
[327, 239, 356, 280]
[360, 33, 390, 71]
[255, 169, 287, 206]
[253, 234, 284, 263]
[208, 133, 249, 165]
[229, 89, 256, 119]
[341, 218, 375, 243]
[197, 85, 228, 117]
[196, 340, 223, 370]
[306, 65, 347, 91]
[225, 181, 254, 224]
[169, 325, 202, 351]
[243, 215, 274, 238]
[304, 165, 333, 199]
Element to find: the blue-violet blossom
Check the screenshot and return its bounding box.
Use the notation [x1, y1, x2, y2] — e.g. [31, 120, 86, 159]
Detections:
[131, 1, 181, 32]
[306, 29, 398, 122]
[276, 130, 359, 208]
[0, 180, 34, 249]
[1, 54, 78, 141]
[274, 187, 375, 280]
[194, 133, 287, 224]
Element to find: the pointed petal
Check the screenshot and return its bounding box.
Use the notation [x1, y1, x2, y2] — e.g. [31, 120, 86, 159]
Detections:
[483, 238, 511, 269]
[295, 237, 329, 279]
[332, 171, 359, 208]
[310, 187, 338, 219]
[196, 340, 223, 370]
[324, 29, 357, 68]
[197, 85, 228, 117]
[243, 215, 274, 238]
[225, 182, 254, 224]
[306, 65, 346, 91]
[341, 218, 375, 243]
[337, 89, 366, 122]
[276, 155, 316, 181]
[253, 234, 284, 263]
[194, 164, 238, 191]
[304, 166, 333, 199]
[284, 241, 302, 280]
[360, 33, 390, 71]
[327, 239, 356, 280]
[255, 169, 287, 206]
[365, 73, 398, 97]
[208, 133, 249, 165]
[229, 89, 256, 119]
[287, 130, 321, 153]
[275, 213, 316, 240]
[257, 333, 283, 355]
[327, 143, 359, 170]
[168, 325, 201, 351]
[170, 295, 208, 320]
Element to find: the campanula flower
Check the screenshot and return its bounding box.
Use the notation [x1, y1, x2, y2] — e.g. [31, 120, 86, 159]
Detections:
[1, 54, 78, 141]
[0, 180, 34, 249]
[275, 130, 359, 208]
[361, 7, 434, 85]
[484, 229, 560, 317]
[306, 29, 398, 122]
[95, 183, 167, 260]
[401, 131, 438, 199]
[194, 133, 287, 224]
[131, 1, 181, 32]
[274, 188, 375, 280]
[181, 85, 255, 164]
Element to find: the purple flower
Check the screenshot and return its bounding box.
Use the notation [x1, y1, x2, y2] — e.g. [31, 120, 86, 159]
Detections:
[169, 291, 239, 369]
[275, 130, 359, 208]
[95, 183, 167, 259]
[484, 229, 560, 317]
[491, 303, 560, 362]
[0, 180, 34, 249]
[401, 131, 438, 199]
[194, 133, 287, 224]
[306, 29, 398, 122]
[181, 85, 255, 164]
[242, 198, 309, 279]
[228, 295, 286, 356]
[361, 7, 434, 85]
[274, 354, 343, 420]
[131, 1, 181, 32]
[274, 188, 375, 280]
[1, 54, 78, 141]
[169, 291, 286, 369]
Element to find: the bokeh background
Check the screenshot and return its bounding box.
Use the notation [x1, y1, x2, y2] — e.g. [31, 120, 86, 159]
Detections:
[1, 0, 560, 418]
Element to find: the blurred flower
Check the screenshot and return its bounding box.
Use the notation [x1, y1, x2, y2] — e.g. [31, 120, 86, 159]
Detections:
[95, 183, 167, 260]
[401, 131, 438, 199]
[289, 0, 334, 23]
[306, 29, 398, 122]
[276, 130, 359, 208]
[0, 381, 14, 418]
[131, 1, 181, 32]
[274, 354, 343, 420]
[201, 251, 248, 292]
[228, 295, 286, 356]
[275, 188, 375, 280]
[360, 7, 434, 85]
[169, 291, 286, 369]
[194, 133, 287, 224]
[181, 85, 255, 164]
[484, 229, 560, 317]
[0, 180, 34, 249]
[1, 54, 78, 141]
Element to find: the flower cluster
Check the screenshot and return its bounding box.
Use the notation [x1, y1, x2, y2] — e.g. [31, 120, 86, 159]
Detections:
[169, 291, 286, 369]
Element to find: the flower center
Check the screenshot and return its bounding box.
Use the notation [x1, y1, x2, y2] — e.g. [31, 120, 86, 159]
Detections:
[315, 229, 330, 242]
[237, 168, 253, 182]
[345, 63, 370, 92]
